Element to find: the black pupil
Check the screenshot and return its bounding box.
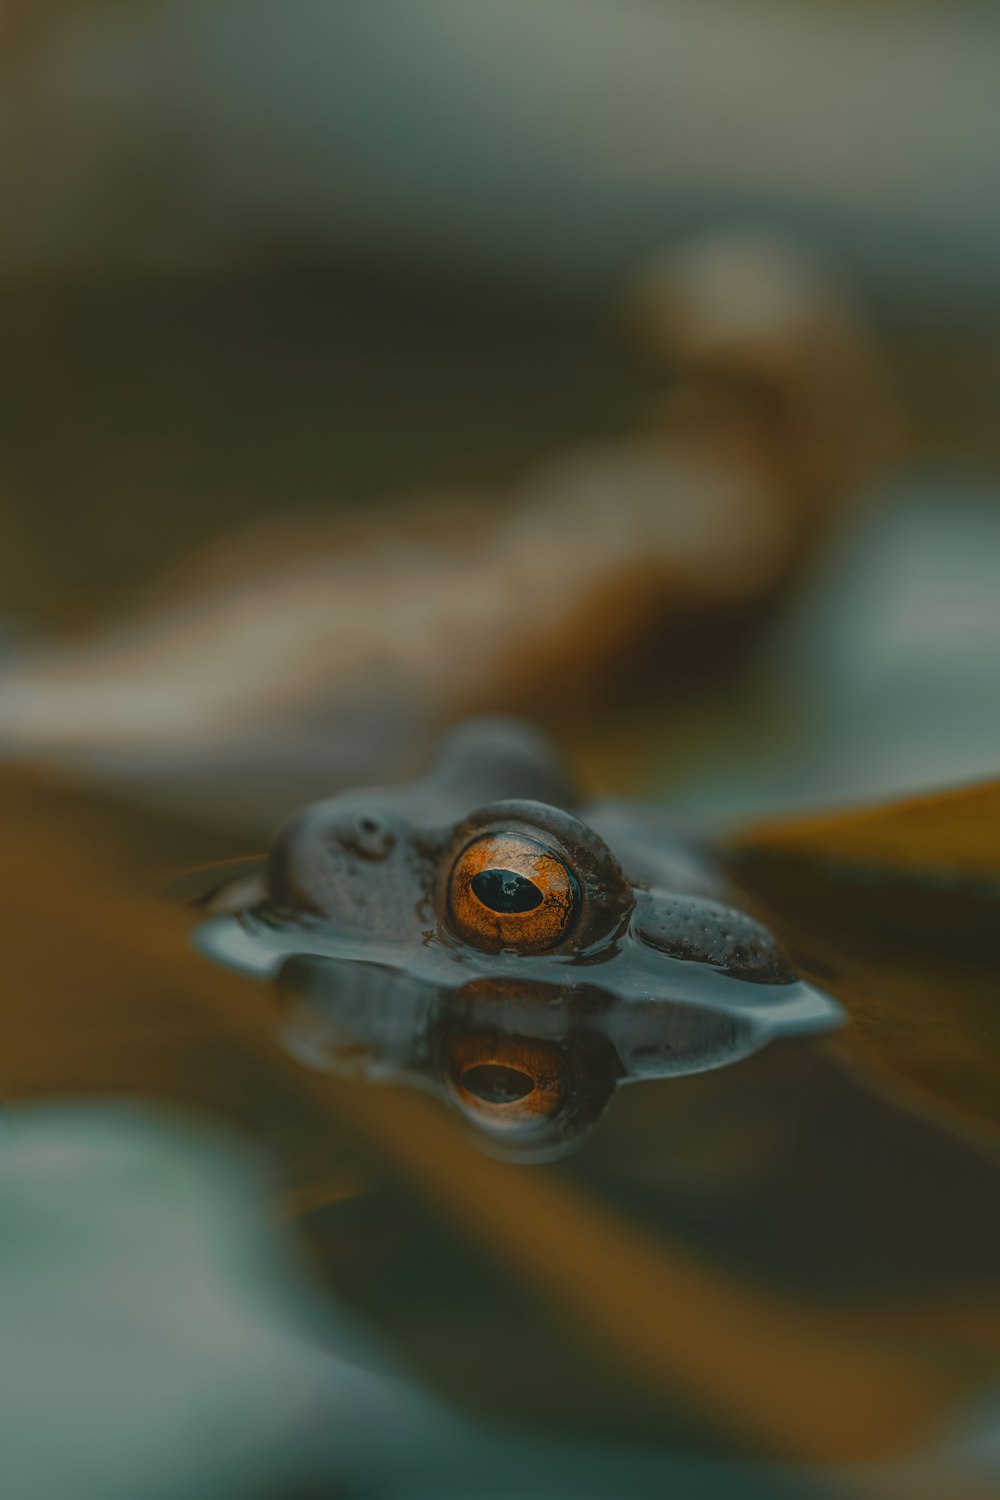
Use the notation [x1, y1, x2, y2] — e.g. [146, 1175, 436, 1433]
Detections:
[462, 1064, 535, 1103]
[470, 867, 543, 914]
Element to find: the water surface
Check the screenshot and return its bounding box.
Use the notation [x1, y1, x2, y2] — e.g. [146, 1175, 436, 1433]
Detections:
[3, 765, 999, 1488]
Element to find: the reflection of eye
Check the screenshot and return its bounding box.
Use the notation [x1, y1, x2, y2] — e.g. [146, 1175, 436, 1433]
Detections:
[462, 1064, 535, 1103]
[448, 833, 576, 954]
[443, 1034, 567, 1134]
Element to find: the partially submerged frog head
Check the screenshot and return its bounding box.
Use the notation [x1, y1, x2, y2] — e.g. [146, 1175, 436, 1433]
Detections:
[199, 718, 841, 1160]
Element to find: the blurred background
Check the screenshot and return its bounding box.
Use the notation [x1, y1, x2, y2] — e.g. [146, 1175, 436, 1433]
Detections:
[1, 4, 999, 1499]
[0, 0, 998, 830]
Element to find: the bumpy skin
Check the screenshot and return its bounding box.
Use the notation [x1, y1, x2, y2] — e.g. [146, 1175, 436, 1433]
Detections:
[267, 716, 791, 984]
[203, 718, 838, 1160]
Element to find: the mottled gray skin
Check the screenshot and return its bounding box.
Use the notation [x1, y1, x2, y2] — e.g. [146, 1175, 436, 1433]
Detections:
[200, 718, 840, 1160]
[266, 716, 791, 983]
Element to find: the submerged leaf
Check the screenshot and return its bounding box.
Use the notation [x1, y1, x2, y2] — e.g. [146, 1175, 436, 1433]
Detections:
[725, 779, 1000, 1134]
[728, 778, 1000, 885]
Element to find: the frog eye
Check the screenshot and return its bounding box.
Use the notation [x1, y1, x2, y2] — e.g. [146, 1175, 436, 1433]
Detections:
[443, 1034, 567, 1134]
[447, 832, 576, 953]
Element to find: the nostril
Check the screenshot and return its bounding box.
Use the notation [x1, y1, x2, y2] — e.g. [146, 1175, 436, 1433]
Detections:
[331, 813, 397, 862]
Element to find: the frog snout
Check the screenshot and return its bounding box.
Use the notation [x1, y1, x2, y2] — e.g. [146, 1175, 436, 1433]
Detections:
[267, 811, 325, 914]
[266, 804, 405, 922]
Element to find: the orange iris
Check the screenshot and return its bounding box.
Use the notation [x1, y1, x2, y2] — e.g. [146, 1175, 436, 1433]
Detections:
[443, 1033, 567, 1129]
[447, 833, 576, 953]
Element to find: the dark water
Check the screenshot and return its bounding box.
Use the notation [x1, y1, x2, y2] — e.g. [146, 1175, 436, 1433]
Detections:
[4, 766, 999, 1495]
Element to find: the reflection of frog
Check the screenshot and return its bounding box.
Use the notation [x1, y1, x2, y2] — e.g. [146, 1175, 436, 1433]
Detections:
[199, 719, 840, 1158]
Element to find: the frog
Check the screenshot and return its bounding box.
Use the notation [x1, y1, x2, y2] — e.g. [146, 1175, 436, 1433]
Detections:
[197, 717, 841, 1159]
